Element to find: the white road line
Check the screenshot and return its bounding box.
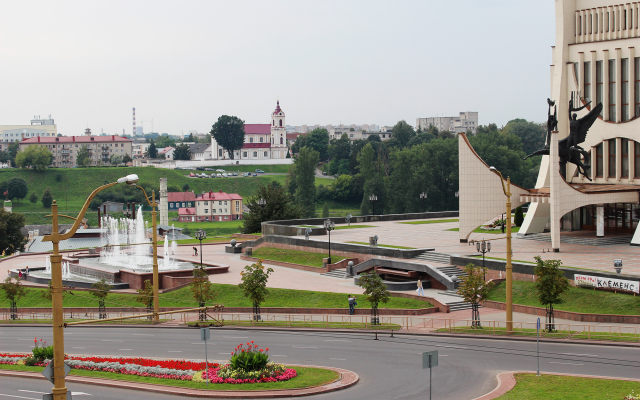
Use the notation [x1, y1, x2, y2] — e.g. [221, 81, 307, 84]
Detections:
[560, 353, 596, 357]
[293, 346, 319, 349]
[101, 340, 124, 342]
[118, 349, 132, 351]
[549, 361, 584, 366]
[441, 345, 468, 350]
[329, 358, 346, 361]
[168, 351, 182, 353]
[0, 394, 38, 399]
[324, 340, 351, 342]
[270, 355, 287, 357]
[132, 334, 154, 336]
[70, 392, 92, 396]
[17, 391, 47, 395]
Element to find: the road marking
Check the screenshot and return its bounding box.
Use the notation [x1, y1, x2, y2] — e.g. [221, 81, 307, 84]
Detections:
[560, 353, 596, 357]
[270, 355, 287, 357]
[293, 346, 319, 349]
[329, 358, 346, 361]
[324, 340, 351, 342]
[17, 391, 47, 395]
[549, 361, 584, 366]
[132, 334, 154, 336]
[0, 394, 38, 399]
[101, 340, 124, 342]
[118, 349, 132, 351]
[441, 345, 467, 350]
[168, 351, 182, 353]
[72, 347, 86, 349]
[70, 393, 92, 396]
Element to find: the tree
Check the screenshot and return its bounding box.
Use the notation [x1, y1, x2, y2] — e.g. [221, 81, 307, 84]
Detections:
[514, 206, 524, 227]
[147, 141, 158, 159]
[210, 115, 245, 160]
[182, 183, 190, 192]
[191, 266, 216, 322]
[122, 153, 132, 164]
[136, 279, 155, 319]
[534, 256, 570, 332]
[502, 118, 546, 156]
[294, 146, 320, 217]
[8, 142, 20, 167]
[291, 128, 329, 160]
[29, 192, 38, 204]
[322, 203, 330, 218]
[0, 209, 26, 255]
[7, 178, 28, 203]
[242, 182, 302, 234]
[357, 272, 390, 325]
[238, 260, 274, 320]
[41, 187, 53, 209]
[76, 145, 90, 167]
[1, 277, 27, 320]
[391, 120, 416, 148]
[155, 135, 176, 148]
[173, 143, 191, 160]
[15, 145, 52, 171]
[42, 280, 67, 302]
[457, 264, 493, 328]
[109, 154, 123, 165]
[91, 278, 111, 319]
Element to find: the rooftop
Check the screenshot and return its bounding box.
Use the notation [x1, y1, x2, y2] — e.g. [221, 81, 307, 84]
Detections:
[21, 135, 131, 144]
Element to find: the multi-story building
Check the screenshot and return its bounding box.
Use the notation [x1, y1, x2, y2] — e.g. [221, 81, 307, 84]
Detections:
[19, 130, 133, 167]
[132, 140, 150, 159]
[178, 190, 243, 222]
[0, 116, 58, 152]
[168, 192, 196, 210]
[416, 112, 479, 134]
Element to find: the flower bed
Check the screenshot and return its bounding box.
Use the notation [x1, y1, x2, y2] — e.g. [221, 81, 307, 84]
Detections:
[193, 363, 297, 384]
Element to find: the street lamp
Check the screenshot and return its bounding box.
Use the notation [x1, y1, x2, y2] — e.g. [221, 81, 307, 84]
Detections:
[323, 219, 335, 264]
[257, 198, 266, 208]
[124, 202, 136, 219]
[614, 259, 623, 274]
[42, 173, 139, 400]
[475, 239, 491, 281]
[420, 192, 427, 212]
[195, 229, 207, 267]
[489, 166, 513, 333]
[369, 194, 378, 216]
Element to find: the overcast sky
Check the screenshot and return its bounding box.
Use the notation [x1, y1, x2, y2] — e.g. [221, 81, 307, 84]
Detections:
[0, 1, 555, 136]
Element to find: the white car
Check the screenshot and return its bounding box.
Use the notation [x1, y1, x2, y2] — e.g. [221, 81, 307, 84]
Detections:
[222, 173, 228, 178]
[216, 173, 222, 178]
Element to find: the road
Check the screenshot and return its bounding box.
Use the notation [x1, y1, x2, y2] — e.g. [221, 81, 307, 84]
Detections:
[2, 326, 640, 399]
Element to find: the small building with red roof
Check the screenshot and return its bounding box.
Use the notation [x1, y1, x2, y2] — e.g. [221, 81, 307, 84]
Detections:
[174, 189, 243, 222]
[178, 207, 197, 222]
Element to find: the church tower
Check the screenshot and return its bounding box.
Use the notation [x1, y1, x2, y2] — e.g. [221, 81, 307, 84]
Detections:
[271, 100, 286, 158]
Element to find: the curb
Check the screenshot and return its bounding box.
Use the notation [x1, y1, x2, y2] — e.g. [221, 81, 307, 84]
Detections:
[0, 365, 358, 398]
[471, 371, 640, 400]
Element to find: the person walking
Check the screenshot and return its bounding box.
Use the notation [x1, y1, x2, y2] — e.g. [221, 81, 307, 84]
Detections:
[348, 295, 354, 315]
[417, 278, 424, 296]
[193, 247, 198, 256]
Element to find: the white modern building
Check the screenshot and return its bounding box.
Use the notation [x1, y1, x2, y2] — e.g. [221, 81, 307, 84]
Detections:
[0, 116, 57, 152]
[458, 0, 640, 250]
[417, 112, 478, 134]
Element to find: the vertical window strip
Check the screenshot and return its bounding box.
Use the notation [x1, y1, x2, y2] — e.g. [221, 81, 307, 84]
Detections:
[622, 58, 630, 121]
[609, 59, 617, 121]
[597, 143, 604, 177]
[597, 60, 604, 116]
[635, 142, 640, 177]
[622, 138, 629, 178]
[609, 139, 617, 178]
[584, 62, 591, 101]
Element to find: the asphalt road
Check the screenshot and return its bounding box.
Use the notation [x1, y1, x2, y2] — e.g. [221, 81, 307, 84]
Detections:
[2, 326, 640, 400]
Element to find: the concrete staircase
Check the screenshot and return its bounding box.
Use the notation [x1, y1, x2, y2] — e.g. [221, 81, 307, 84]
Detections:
[321, 268, 349, 279]
[518, 233, 632, 246]
[412, 251, 452, 264]
[436, 265, 468, 280]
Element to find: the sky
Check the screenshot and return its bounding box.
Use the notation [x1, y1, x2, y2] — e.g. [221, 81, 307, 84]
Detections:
[0, 1, 556, 136]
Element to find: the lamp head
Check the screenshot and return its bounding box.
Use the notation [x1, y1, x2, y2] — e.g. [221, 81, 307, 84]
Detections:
[489, 166, 496, 172]
[117, 174, 139, 186]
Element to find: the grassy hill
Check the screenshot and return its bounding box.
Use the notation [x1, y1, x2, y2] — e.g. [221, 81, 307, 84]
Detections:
[0, 166, 334, 214]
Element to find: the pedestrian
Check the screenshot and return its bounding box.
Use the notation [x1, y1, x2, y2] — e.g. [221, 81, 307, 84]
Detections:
[348, 295, 354, 315]
[18, 270, 23, 279]
[193, 246, 198, 256]
[25, 266, 29, 278]
[416, 278, 424, 296]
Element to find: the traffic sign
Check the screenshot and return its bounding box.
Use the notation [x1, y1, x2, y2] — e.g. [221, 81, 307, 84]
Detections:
[422, 351, 438, 368]
[42, 361, 71, 384]
[201, 327, 210, 341]
[537, 317, 540, 332]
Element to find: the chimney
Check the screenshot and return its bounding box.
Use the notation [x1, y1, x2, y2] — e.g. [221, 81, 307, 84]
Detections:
[38, 137, 40, 142]
[219, 189, 222, 193]
[112, 135, 115, 140]
[72, 137, 75, 142]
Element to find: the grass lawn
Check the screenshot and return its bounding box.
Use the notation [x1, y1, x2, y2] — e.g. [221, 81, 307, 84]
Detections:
[209, 164, 292, 174]
[495, 373, 640, 400]
[158, 237, 234, 245]
[435, 326, 640, 343]
[190, 320, 401, 330]
[251, 247, 346, 268]
[0, 364, 338, 391]
[447, 226, 521, 234]
[334, 225, 375, 230]
[0, 285, 432, 310]
[398, 219, 459, 225]
[347, 241, 416, 250]
[488, 281, 640, 315]
[169, 220, 244, 237]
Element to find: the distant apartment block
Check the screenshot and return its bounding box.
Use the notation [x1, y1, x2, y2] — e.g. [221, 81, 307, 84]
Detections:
[286, 123, 380, 134]
[0, 115, 58, 152]
[416, 112, 478, 134]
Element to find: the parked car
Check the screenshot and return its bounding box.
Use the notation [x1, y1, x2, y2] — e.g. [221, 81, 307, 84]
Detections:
[252, 173, 257, 176]
[243, 172, 251, 177]
[210, 173, 216, 178]
[232, 172, 238, 176]
[322, 171, 327, 176]
[255, 169, 265, 173]
[216, 173, 222, 178]
[216, 169, 225, 172]
[222, 173, 228, 178]
[189, 172, 196, 177]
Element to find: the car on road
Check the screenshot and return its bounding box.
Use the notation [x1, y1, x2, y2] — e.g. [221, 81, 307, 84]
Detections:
[189, 172, 195, 177]
[252, 173, 257, 176]
[232, 172, 238, 176]
[210, 173, 216, 178]
[222, 173, 228, 178]
[322, 171, 327, 175]
[216, 173, 222, 178]
[216, 169, 225, 172]
[243, 172, 251, 177]
[255, 169, 265, 173]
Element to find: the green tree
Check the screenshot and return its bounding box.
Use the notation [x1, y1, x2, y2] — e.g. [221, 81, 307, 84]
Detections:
[534, 256, 570, 332]
[122, 153, 132, 164]
[291, 128, 329, 160]
[238, 260, 274, 319]
[322, 203, 330, 218]
[210, 115, 245, 160]
[155, 135, 176, 148]
[173, 143, 191, 160]
[191, 266, 216, 304]
[0, 149, 10, 164]
[514, 206, 524, 227]
[29, 192, 38, 204]
[0, 209, 26, 255]
[294, 146, 320, 217]
[76, 145, 90, 167]
[41, 187, 53, 209]
[391, 120, 416, 148]
[15, 145, 52, 171]
[8, 142, 20, 167]
[456, 264, 493, 328]
[242, 182, 302, 234]
[182, 183, 190, 192]
[147, 141, 158, 159]
[1, 276, 27, 319]
[136, 279, 154, 310]
[42, 280, 68, 302]
[7, 178, 28, 203]
[109, 154, 123, 165]
[91, 278, 111, 302]
[357, 272, 390, 325]
[502, 118, 546, 156]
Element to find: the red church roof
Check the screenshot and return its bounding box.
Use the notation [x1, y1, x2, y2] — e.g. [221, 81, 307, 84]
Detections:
[272, 100, 284, 116]
[244, 124, 271, 134]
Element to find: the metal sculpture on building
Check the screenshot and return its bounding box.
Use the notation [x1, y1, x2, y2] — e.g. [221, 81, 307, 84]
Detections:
[525, 96, 602, 180]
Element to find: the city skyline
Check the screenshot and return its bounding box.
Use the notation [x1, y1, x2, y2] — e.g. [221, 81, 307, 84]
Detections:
[1, 1, 555, 136]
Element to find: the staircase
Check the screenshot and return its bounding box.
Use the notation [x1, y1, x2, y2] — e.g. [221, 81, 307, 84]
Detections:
[412, 251, 452, 264]
[447, 301, 479, 312]
[436, 265, 468, 280]
[321, 268, 349, 279]
[519, 233, 632, 246]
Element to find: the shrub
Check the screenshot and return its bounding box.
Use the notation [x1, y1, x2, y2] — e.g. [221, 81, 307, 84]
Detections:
[230, 342, 269, 372]
[514, 206, 524, 227]
[32, 338, 54, 362]
[24, 356, 37, 366]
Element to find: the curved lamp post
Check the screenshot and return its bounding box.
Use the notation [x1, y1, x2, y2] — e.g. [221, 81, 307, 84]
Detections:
[369, 194, 378, 216]
[489, 166, 513, 333]
[195, 229, 207, 267]
[323, 219, 335, 264]
[42, 173, 139, 400]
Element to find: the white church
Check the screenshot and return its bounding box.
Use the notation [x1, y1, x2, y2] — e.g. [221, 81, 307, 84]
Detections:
[210, 100, 289, 160]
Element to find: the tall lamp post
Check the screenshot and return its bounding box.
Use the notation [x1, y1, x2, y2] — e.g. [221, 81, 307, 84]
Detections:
[135, 184, 160, 323]
[420, 192, 427, 212]
[489, 166, 513, 333]
[195, 229, 207, 267]
[323, 219, 335, 264]
[42, 174, 139, 400]
[369, 194, 378, 216]
[476, 239, 490, 281]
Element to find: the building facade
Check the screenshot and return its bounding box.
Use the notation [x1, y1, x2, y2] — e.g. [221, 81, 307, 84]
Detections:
[19, 134, 133, 168]
[211, 101, 288, 160]
[0, 116, 57, 152]
[178, 190, 243, 222]
[416, 112, 478, 134]
[168, 191, 196, 210]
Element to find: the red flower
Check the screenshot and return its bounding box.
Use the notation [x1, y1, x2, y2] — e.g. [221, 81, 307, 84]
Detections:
[266, 348, 269, 352]
[259, 349, 263, 352]
[251, 341, 254, 344]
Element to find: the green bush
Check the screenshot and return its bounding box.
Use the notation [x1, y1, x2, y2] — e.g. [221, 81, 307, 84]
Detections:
[230, 342, 270, 371]
[32, 342, 54, 362]
[514, 206, 524, 227]
[24, 356, 37, 366]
